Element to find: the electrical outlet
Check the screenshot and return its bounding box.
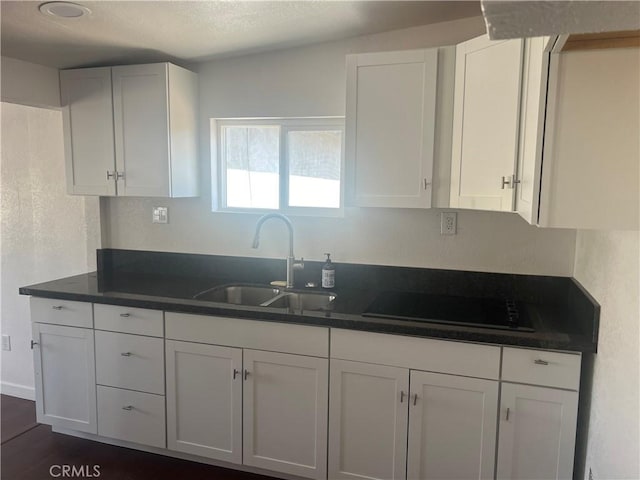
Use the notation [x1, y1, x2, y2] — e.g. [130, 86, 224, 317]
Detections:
[441, 212, 457, 235]
[2, 335, 11, 351]
[152, 207, 168, 224]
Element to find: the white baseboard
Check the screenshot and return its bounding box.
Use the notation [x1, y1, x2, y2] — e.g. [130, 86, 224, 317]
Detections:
[1, 381, 35, 400]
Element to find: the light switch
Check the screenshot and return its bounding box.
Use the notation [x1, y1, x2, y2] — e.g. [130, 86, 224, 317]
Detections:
[152, 207, 168, 224]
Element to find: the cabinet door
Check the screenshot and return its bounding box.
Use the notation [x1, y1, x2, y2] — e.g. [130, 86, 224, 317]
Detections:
[328, 359, 409, 480]
[243, 349, 328, 479]
[112, 63, 170, 197]
[450, 35, 523, 211]
[346, 49, 438, 208]
[32, 323, 97, 433]
[515, 37, 552, 224]
[407, 371, 498, 480]
[497, 383, 578, 480]
[60, 67, 116, 196]
[165, 340, 242, 464]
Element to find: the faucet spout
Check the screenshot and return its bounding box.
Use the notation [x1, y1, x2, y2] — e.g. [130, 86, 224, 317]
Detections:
[251, 213, 302, 288]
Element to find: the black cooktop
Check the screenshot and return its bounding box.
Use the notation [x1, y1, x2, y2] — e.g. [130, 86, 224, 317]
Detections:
[363, 291, 535, 332]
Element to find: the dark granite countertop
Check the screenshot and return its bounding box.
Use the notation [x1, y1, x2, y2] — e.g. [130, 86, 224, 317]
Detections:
[19, 249, 600, 353]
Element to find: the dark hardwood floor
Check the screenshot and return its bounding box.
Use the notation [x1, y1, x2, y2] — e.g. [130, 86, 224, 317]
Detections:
[1, 395, 277, 480]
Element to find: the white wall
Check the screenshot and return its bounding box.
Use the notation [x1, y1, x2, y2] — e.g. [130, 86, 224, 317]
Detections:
[574, 230, 639, 479]
[1, 56, 61, 108]
[103, 16, 578, 276]
[0, 103, 101, 399]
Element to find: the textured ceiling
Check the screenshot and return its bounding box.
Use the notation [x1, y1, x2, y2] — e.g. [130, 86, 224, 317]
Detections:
[482, 0, 640, 39]
[1, 1, 481, 69]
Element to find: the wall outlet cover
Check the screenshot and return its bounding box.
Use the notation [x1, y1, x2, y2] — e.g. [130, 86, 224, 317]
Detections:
[441, 212, 457, 235]
[152, 207, 168, 224]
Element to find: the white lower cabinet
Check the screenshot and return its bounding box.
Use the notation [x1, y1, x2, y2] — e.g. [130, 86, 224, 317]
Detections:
[32, 323, 97, 434]
[97, 385, 166, 448]
[165, 340, 242, 463]
[407, 371, 498, 480]
[496, 383, 578, 480]
[328, 360, 409, 480]
[243, 349, 328, 480]
[328, 359, 499, 480]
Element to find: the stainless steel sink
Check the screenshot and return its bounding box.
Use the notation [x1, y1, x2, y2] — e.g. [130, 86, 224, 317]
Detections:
[193, 284, 281, 305]
[263, 291, 337, 312]
[193, 283, 336, 312]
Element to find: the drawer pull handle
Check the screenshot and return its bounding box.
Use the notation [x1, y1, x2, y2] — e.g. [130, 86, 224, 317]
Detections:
[506, 407, 511, 421]
[534, 359, 549, 365]
[244, 369, 250, 381]
[51, 305, 63, 310]
[122, 405, 134, 411]
[119, 313, 131, 318]
[233, 369, 240, 380]
[412, 393, 418, 406]
[121, 352, 132, 357]
[30, 340, 38, 349]
[400, 391, 406, 403]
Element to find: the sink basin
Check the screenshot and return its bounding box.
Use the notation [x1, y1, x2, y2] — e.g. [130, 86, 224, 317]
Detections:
[193, 283, 336, 313]
[264, 292, 337, 312]
[193, 284, 281, 305]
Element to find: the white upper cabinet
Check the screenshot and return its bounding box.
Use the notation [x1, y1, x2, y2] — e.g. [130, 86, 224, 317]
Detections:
[539, 42, 639, 229]
[60, 62, 198, 198]
[450, 36, 524, 211]
[346, 49, 438, 208]
[60, 67, 116, 196]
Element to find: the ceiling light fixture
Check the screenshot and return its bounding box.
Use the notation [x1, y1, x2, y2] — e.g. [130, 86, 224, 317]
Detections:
[39, 2, 91, 19]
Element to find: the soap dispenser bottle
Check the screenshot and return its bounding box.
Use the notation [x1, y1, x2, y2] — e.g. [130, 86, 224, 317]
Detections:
[322, 253, 335, 289]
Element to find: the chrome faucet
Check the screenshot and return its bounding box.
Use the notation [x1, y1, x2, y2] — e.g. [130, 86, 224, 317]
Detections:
[252, 213, 304, 289]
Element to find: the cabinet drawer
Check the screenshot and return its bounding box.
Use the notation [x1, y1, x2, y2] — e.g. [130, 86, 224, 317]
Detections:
[165, 313, 329, 358]
[97, 385, 165, 448]
[95, 331, 164, 395]
[502, 347, 581, 390]
[331, 329, 501, 380]
[94, 304, 163, 337]
[30, 297, 93, 328]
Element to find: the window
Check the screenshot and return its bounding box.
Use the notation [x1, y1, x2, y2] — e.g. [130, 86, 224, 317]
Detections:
[212, 118, 344, 214]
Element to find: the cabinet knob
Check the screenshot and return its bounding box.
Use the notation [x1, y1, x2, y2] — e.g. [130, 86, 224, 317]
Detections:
[122, 405, 134, 411]
[30, 340, 38, 349]
[506, 407, 511, 421]
[412, 393, 419, 406]
[244, 369, 250, 381]
[116, 171, 125, 180]
[106, 170, 116, 180]
[121, 352, 132, 357]
[534, 359, 549, 365]
[400, 391, 406, 403]
[51, 305, 63, 310]
[119, 313, 131, 318]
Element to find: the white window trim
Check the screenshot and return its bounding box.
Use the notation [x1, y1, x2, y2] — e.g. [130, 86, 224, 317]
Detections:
[211, 117, 345, 217]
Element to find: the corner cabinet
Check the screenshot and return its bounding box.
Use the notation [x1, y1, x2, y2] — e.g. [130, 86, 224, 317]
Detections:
[346, 49, 438, 208]
[451, 34, 639, 229]
[60, 62, 198, 198]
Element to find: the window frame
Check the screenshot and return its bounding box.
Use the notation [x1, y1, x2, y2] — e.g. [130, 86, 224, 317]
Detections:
[211, 117, 345, 217]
